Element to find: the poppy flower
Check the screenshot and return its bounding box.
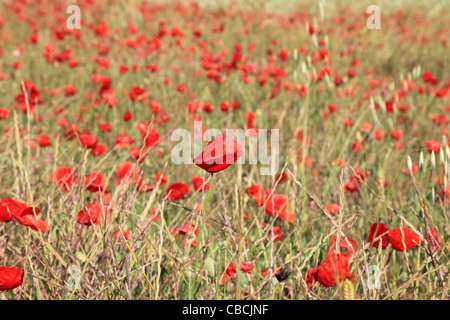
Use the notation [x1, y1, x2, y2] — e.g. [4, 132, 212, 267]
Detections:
[219, 262, 237, 285]
[304, 268, 316, 287]
[155, 173, 169, 185]
[264, 193, 294, 222]
[165, 183, 190, 200]
[0, 199, 27, 223]
[330, 236, 357, 257]
[78, 132, 98, 148]
[141, 128, 160, 149]
[192, 176, 210, 191]
[0, 266, 24, 291]
[77, 202, 110, 226]
[275, 172, 288, 183]
[219, 261, 253, 285]
[84, 171, 108, 192]
[343, 181, 358, 192]
[368, 223, 389, 249]
[426, 140, 440, 153]
[325, 203, 340, 215]
[52, 167, 78, 192]
[268, 226, 283, 241]
[374, 129, 386, 140]
[115, 161, 139, 185]
[92, 143, 108, 156]
[246, 184, 264, 198]
[390, 130, 403, 140]
[113, 229, 131, 240]
[312, 251, 353, 287]
[113, 132, 135, 148]
[12, 206, 49, 232]
[388, 227, 420, 252]
[193, 134, 243, 173]
[427, 228, 442, 252]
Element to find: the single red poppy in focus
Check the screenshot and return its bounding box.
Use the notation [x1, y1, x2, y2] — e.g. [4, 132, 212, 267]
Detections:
[193, 134, 243, 173]
[0, 266, 24, 291]
[368, 223, 389, 249]
[388, 227, 420, 252]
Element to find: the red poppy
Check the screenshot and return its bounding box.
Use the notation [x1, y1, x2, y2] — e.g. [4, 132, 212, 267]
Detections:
[275, 172, 288, 184]
[330, 236, 357, 257]
[165, 183, 190, 200]
[426, 140, 440, 153]
[264, 193, 293, 222]
[115, 161, 139, 185]
[84, 171, 108, 192]
[78, 132, 98, 149]
[304, 268, 316, 287]
[113, 229, 131, 240]
[92, 143, 108, 157]
[312, 251, 353, 287]
[77, 202, 110, 226]
[219, 262, 237, 285]
[155, 173, 169, 185]
[193, 134, 243, 173]
[427, 228, 442, 252]
[268, 226, 283, 241]
[325, 203, 340, 215]
[0, 266, 24, 291]
[368, 223, 389, 249]
[219, 261, 253, 285]
[11, 206, 49, 232]
[52, 167, 78, 192]
[388, 227, 420, 252]
[192, 176, 210, 191]
[141, 128, 160, 149]
[113, 132, 135, 148]
[374, 129, 386, 140]
[390, 130, 403, 140]
[0, 199, 26, 223]
[246, 184, 264, 198]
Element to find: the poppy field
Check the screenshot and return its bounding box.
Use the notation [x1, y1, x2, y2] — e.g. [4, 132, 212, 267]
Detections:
[0, 0, 449, 300]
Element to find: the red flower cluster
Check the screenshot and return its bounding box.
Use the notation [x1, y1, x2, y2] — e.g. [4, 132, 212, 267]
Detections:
[367, 223, 424, 252]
